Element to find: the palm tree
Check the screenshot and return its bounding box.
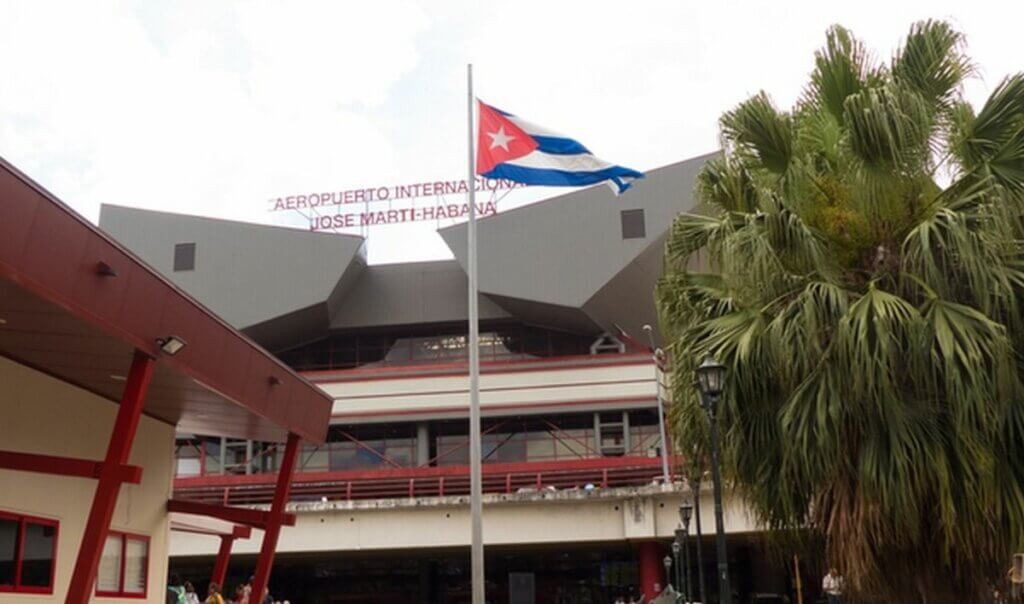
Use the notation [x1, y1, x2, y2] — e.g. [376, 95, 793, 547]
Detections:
[657, 20, 1024, 602]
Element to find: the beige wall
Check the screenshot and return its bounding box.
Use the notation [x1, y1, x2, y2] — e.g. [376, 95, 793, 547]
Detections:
[0, 356, 176, 603]
[170, 487, 758, 557]
[324, 361, 656, 421]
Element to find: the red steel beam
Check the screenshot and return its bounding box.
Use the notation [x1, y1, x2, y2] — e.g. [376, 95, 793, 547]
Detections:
[251, 432, 300, 602]
[167, 499, 296, 528]
[211, 535, 235, 588]
[65, 350, 155, 604]
[0, 450, 142, 483]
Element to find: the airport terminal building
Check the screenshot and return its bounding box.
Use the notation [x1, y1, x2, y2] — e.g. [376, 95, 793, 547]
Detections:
[99, 154, 795, 603]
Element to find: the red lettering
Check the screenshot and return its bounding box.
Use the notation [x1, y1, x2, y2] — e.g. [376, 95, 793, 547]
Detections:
[376, 186, 390, 200]
[286, 196, 297, 209]
[273, 198, 285, 211]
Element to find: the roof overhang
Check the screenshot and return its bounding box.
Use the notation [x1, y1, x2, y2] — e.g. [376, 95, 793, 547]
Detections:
[0, 157, 331, 443]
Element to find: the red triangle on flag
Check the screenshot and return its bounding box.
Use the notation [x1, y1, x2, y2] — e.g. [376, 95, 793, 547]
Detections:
[476, 101, 538, 174]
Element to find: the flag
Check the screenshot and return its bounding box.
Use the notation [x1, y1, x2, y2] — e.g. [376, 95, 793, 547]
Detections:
[475, 100, 644, 194]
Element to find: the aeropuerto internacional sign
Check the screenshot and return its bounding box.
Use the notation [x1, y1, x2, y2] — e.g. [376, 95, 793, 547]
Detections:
[268, 176, 525, 231]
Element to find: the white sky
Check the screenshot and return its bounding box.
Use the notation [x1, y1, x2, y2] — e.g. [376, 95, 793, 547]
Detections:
[2, 1, 1022, 264]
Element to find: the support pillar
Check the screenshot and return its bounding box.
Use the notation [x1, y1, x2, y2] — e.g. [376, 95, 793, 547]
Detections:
[211, 535, 235, 588]
[66, 350, 155, 604]
[416, 422, 431, 467]
[250, 432, 300, 601]
[638, 541, 665, 602]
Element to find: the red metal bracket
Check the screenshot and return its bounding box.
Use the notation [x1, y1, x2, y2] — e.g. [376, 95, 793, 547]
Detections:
[65, 350, 155, 604]
[251, 432, 301, 601]
[167, 499, 296, 528]
[0, 450, 142, 483]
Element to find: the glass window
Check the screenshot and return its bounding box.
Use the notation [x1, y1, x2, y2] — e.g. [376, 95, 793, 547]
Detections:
[123, 537, 147, 594]
[19, 522, 55, 588]
[0, 517, 17, 588]
[96, 532, 148, 597]
[0, 512, 57, 594]
[97, 536, 122, 593]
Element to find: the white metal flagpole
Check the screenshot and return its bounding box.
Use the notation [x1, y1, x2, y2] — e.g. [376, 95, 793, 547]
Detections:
[466, 62, 485, 604]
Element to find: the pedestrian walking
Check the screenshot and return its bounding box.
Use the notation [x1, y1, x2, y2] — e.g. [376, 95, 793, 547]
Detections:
[822, 567, 844, 603]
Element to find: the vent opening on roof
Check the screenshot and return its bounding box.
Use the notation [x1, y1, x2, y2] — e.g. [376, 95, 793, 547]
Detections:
[620, 209, 646, 239]
[173, 243, 196, 272]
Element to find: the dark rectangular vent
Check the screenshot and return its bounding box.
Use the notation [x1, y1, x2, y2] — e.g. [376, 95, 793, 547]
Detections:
[620, 209, 646, 239]
[173, 243, 196, 272]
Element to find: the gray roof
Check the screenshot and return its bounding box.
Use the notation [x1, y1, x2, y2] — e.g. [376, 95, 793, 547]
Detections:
[98, 153, 712, 349]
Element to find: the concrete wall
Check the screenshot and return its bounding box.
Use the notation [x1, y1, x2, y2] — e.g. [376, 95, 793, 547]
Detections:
[323, 358, 657, 422]
[0, 356, 176, 603]
[169, 486, 758, 557]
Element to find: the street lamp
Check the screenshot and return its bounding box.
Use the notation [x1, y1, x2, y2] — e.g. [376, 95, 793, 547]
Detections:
[663, 554, 673, 595]
[680, 504, 693, 603]
[695, 355, 731, 604]
[689, 467, 708, 604]
[671, 539, 683, 603]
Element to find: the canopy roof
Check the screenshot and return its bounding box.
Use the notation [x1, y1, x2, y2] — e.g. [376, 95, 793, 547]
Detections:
[0, 157, 331, 443]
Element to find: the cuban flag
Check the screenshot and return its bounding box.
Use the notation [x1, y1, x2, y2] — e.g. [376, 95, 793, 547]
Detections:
[475, 100, 644, 194]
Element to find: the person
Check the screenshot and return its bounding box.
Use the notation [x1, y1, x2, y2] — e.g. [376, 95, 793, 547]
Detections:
[234, 583, 250, 604]
[184, 581, 201, 604]
[205, 582, 225, 604]
[167, 574, 186, 604]
[822, 567, 844, 603]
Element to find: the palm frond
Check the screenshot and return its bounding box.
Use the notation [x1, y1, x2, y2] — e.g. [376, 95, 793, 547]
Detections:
[805, 25, 875, 123]
[892, 19, 974, 108]
[720, 92, 794, 175]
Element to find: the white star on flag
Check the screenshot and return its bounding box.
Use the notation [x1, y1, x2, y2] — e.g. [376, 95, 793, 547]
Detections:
[487, 126, 515, 151]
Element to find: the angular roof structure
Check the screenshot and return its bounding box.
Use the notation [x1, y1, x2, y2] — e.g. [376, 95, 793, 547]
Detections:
[99, 153, 714, 350]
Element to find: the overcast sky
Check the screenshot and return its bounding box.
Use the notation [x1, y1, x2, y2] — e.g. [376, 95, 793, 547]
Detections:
[2, 1, 1022, 263]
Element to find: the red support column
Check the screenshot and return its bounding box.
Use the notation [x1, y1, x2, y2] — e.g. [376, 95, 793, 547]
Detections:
[211, 535, 235, 588]
[250, 432, 300, 601]
[638, 540, 665, 602]
[66, 350, 155, 604]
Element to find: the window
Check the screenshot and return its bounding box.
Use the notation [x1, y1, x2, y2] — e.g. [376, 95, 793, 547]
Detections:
[0, 511, 58, 594]
[96, 532, 148, 598]
[620, 208, 646, 239]
[173, 242, 196, 271]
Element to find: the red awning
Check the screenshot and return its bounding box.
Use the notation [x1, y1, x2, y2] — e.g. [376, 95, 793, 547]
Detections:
[0, 157, 331, 443]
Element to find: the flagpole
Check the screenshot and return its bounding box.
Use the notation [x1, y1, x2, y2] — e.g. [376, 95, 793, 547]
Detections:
[466, 62, 485, 604]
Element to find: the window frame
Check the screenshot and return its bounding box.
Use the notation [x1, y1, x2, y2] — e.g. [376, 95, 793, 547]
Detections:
[0, 509, 59, 595]
[95, 531, 149, 599]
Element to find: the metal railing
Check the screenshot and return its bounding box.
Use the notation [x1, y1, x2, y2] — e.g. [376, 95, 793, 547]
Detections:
[173, 456, 672, 506]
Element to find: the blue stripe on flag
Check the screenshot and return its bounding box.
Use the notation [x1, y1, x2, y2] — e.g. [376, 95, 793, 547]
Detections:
[482, 163, 644, 194]
[532, 136, 591, 156]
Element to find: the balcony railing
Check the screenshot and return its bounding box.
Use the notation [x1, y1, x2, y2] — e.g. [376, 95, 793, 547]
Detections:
[173, 456, 672, 506]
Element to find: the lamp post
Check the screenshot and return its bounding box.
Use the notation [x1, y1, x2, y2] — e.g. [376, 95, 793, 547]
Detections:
[680, 504, 693, 603]
[695, 355, 731, 604]
[671, 541, 683, 602]
[663, 554, 673, 596]
[691, 472, 708, 604]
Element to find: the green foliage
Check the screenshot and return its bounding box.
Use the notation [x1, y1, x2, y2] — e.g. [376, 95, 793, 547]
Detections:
[657, 20, 1024, 602]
